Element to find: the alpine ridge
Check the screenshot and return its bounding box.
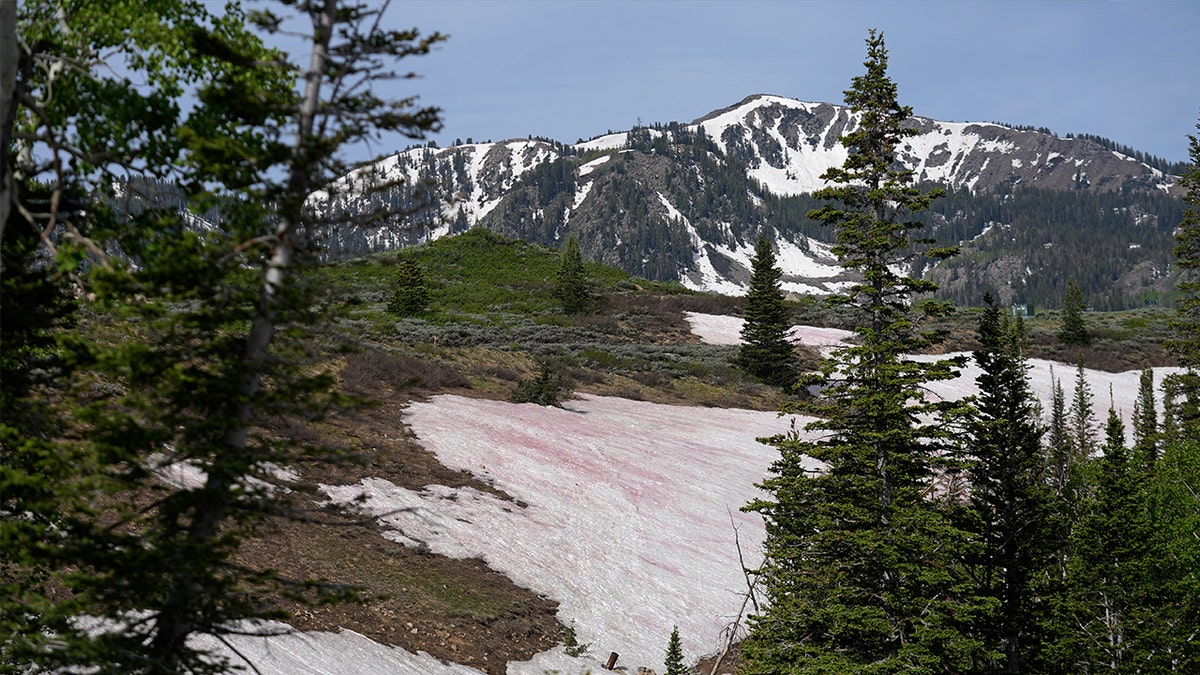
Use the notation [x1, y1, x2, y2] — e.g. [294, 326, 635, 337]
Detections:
[317, 94, 1184, 310]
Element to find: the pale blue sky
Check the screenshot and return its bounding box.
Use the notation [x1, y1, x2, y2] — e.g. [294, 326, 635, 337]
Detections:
[372, 0, 1198, 164]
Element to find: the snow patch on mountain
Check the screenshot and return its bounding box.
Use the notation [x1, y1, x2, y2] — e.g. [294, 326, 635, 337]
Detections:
[323, 394, 820, 673]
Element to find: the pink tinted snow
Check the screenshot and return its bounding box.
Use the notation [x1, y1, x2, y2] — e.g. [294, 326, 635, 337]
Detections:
[283, 317, 1179, 675]
[684, 312, 1180, 436]
[322, 394, 822, 672]
[683, 312, 853, 347]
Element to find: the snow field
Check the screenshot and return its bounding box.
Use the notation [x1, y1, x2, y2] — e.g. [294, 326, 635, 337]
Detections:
[685, 312, 1183, 440]
[324, 394, 823, 673]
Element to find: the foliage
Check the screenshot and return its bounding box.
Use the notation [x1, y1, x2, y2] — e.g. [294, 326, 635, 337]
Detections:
[388, 259, 430, 316]
[1167, 117, 1200, 432]
[1057, 277, 1091, 345]
[1132, 367, 1160, 465]
[554, 234, 594, 314]
[960, 294, 1055, 672]
[734, 235, 797, 388]
[1053, 410, 1163, 671]
[742, 31, 980, 674]
[511, 363, 573, 407]
[2, 1, 443, 671]
[1068, 354, 1098, 458]
[323, 228, 664, 323]
[664, 625, 686, 675]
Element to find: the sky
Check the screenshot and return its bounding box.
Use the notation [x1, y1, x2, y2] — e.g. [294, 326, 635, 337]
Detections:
[358, 0, 1200, 164]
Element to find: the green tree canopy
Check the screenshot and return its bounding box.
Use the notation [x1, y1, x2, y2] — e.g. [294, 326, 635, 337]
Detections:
[388, 259, 430, 316]
[734, 234, 797, 388]
[742, 30, 978, 675]
[962, 293, 1054, 672]
[1058, 276, 1090, 345]
[1, 1, 443, 671]
[554, 234, 593, 314]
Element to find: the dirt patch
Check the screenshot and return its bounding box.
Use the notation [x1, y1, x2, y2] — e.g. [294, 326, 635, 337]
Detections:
[238, 504, 563, 675]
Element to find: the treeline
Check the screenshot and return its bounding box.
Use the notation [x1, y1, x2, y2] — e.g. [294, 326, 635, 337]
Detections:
[990, 123, 1187, 175]
[1065, 132, 1190, 175]
[926, 185, 1184, 309]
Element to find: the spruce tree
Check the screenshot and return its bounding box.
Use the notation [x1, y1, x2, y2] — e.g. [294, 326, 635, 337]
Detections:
[743, 31, 979, 674]
[1, 2, 444, 671]
[1132, 367, 1159, 466]
[734, 234, 797, 388]
[1058, 277, 1090, 346]
[1057, 408, 1161, 671]
[388, 259, 430, 317]
[664, 625, 686, 675]
[1069, 354, 1097, 459]
[1045, 368, 1074, 498]
[963, 294, 1054, 673]
[554, 234, 592, 314]
[1147, 115, 1200, 671]
[1167, 117, 1200, 432]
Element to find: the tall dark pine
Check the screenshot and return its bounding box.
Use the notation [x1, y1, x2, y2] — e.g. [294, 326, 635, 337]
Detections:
[735, 234, 797, 388]
[1131, 368, 1159, 466]
[1168, 118, 1200, 430]
[2, 1, 444, 671]
[1057, 409, 1164, 671]
[1068, 354, 1097, 459]
[1044, 370, 1073, 498]
[554, 234, 592, 314]
[388, 259, 430, 317]
[963, 294, 1054, 673]
[1058, 277, 1090, 346]
[743, 31, 978, 674]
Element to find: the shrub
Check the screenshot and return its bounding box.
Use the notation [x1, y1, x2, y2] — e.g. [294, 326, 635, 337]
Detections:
[511, 363, 573, 406]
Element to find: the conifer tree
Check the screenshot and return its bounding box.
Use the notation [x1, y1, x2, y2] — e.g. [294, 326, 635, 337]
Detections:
[1045, 368, 1074, 498]
[1146, 115, 1200, 671]
[388, 259, 430, 316]
[554, 234, 592, 314]
[1069, 354, 1097, 459]
[963, 294, 1054, 673]
[1132, 367, 1160, 466]
[1, 1, 444, 671]
[663, 625, 686, 675]
[1167, 117, 1200, 432]
[1057, 408, 1162, 671]
[1058, 277, 1090, 345]
[743, 31, 979, 674]
[734, 234, 797, 388]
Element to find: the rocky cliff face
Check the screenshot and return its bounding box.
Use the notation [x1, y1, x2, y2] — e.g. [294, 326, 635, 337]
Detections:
[318, 94, 1183, 309]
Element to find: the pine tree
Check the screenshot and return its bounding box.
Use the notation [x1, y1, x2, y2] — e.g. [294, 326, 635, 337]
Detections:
[554, 234, 592, 314]
[963, 294, 1054, 673]
[743, 31, 980, 674]
[1045, 368, 1074, 498]
[1069, 354, 1097, 459]
[1, 2, 444, 671]
[1167, 117, 1200, 434]
[664, 625, 686, 675]
[388, 259, 430, 316]
[1132, 367, 1160, 466]
[1146, 116, 1200, 670]
[1058, 277, 1090, 345]
[1057, 408, 1161, 671]
[734, 234, 797, 388]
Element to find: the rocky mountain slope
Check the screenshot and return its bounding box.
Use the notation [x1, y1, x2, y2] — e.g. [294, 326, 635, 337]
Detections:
[317, 94, 1185, 309]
